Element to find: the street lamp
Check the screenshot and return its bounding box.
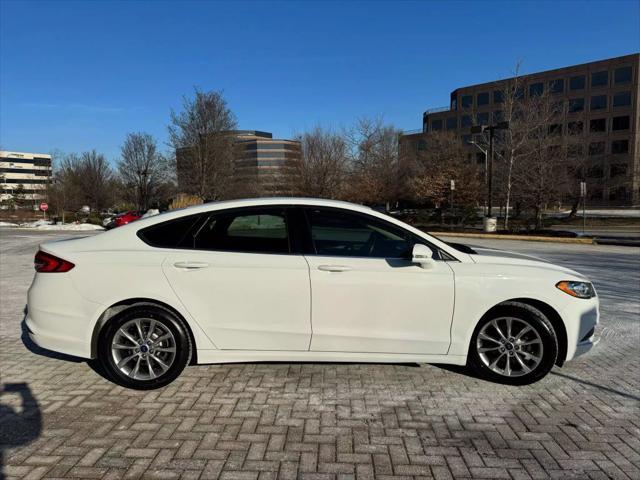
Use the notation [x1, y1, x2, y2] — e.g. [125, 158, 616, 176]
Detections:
[471, 120, 509, 231]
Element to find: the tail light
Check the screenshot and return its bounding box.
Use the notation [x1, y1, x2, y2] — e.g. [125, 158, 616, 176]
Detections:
[34, 251, 75, 273]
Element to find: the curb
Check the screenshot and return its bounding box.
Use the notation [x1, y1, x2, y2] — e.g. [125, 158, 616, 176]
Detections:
[428, 231, 595, 244]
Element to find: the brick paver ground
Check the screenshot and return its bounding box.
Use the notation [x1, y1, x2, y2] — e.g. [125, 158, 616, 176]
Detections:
[1, 232, 639, 479]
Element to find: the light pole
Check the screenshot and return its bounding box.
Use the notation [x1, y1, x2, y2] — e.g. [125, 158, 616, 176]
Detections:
[467, 140, 488, 215]
[471, 121, 509, 231]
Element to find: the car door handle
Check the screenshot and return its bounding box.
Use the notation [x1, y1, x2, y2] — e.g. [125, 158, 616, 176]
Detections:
[173, 261, 210, 270]
[318, 265, 352, 272]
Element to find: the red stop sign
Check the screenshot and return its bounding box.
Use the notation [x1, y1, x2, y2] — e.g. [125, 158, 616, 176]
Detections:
[40, 202, 49, 212]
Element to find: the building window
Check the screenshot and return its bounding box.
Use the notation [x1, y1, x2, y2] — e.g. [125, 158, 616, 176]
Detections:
[590, 94, 607, 110]
[608, 186, 628, 201]
[569, 75, 586, 90]
[586, 165, 604, 178]
[614, 66, 632, 84]
[611, 139, 629, 154]
[461, 135, 471, 145]
[590, 118, 607, 133]
[610, 163, 628, 177]
[613, 91, 631, 107]
[549, 78, 564, 94]
[446, 117, 457, 130]
[461, 95, 473, 108]
[451, 94, 458, 111]
[431, 119, 443, 131]
[612, 116, 630, 131]
[477, 92, 489, 106]
[548, 124, 562, 136]
[461, 115, 472, 128]
[552, 100, 564, 114]
[515, 87, 525, 99]
[476, 152, 486, 164]
[567, 144, 583, 157]
[417, 140, 427, 151]
[591, 71, 608, 87]
[567, 121, 583, 135]
[493, 90, 503, 103]
[589, 141, 605, 156]
[529, 82, 544, 97]
[477, 112, 489, 125]
[493, 110, 503, 122]
[568, 98, 585, 113]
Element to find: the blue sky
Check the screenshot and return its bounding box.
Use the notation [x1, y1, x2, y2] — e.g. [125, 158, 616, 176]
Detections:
[1, 0, 638, 162]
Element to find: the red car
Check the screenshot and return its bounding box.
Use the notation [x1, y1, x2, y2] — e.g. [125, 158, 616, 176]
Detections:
[111, 210, 144, 228]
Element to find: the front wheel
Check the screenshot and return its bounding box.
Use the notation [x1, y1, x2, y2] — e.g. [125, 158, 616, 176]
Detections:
[468, 302, 558, 385]
[98, 306, 192, 389]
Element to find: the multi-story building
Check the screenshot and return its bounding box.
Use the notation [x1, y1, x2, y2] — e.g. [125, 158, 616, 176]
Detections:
[402, 53, 640, 206]
[176, 130, 301, 198]
[0, 151, 52, 205]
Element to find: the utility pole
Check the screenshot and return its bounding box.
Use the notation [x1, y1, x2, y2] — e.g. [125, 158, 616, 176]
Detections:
[471, 121, 509, 232]
[580, 181, 587, 235]
[450, 179, 455, 226]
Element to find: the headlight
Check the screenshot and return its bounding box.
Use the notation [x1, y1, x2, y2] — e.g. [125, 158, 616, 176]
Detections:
[556, 281, 595, 299]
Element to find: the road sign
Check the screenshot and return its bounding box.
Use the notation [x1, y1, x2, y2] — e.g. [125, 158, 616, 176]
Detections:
[39, 202, 49, 212]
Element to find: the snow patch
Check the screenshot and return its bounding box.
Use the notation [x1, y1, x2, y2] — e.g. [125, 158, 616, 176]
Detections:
[1, 220, 105, 231]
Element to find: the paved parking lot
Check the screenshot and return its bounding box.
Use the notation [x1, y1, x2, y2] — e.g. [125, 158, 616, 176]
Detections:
[1, 230, 639, 480]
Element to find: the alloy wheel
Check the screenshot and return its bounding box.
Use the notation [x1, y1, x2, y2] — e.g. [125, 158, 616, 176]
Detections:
[110, 318, 177, 380]
[476, 316, 544, 377]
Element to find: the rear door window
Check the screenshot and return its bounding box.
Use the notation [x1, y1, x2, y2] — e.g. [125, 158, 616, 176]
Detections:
[193, 208, 291, 254]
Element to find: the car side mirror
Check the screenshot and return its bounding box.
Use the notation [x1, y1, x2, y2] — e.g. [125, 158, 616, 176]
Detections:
[412, 244, 434, 268]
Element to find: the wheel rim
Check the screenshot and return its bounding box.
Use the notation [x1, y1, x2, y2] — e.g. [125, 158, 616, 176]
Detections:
[476, 317, 544, 377]
[111, 318, 177, 381]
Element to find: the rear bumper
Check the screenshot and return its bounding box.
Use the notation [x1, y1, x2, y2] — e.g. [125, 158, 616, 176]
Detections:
[26, 313, 91, 358]
[27, 273, 104, 359]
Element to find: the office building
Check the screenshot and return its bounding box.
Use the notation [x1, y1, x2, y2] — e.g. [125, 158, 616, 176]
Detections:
[0, 151, 52, 204]
[402, 53, 639, 206]
[176, 130, 302, 198]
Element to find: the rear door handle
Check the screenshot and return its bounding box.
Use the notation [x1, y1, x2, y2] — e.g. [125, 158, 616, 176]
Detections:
[173, 261, 210, 270]
[318, 265, 352, 272]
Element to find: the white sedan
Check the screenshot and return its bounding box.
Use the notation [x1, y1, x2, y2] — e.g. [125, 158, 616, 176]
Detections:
[26, 198, 599, 389]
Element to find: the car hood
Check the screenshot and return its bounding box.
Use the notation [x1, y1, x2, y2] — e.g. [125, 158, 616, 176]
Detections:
[468, 246, 589, 281]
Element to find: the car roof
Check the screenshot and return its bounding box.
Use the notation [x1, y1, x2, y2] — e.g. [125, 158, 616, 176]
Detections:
[156, 197, 374, 219]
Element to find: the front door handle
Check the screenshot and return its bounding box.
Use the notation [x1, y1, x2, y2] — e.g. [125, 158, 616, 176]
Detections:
[173, 261, 210, 270]
[318, 265, 352, 272]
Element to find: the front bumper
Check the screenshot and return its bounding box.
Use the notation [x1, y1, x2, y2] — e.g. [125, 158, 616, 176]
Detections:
[561, 295, 600, 362]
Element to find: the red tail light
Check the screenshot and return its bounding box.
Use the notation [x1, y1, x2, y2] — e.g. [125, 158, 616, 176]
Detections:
[34, 251, 75, 273]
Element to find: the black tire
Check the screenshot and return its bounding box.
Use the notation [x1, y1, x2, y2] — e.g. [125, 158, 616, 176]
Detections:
[98, 306, 192, 390]
[468, 302, 558, 386]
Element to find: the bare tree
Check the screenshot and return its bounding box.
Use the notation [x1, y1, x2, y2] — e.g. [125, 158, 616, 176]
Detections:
[48, 151, 115, 214]
[514, 94, 568, 229]
[407, 131, 483, 213]
[168, 88, 237, 201]
[295, 126, 348, 198]
[118, 132, 169, 210]
[345, 117, 404, 208]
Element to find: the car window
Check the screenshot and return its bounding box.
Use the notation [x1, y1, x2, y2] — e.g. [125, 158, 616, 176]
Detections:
[305, 208, 422, 259]
[137, 214, 204, 248]
[194, 208, 290, 254]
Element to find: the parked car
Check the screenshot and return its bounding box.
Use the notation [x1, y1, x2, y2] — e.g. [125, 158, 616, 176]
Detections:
[110, 210, 144, 228]
[26, 198, 599, 389]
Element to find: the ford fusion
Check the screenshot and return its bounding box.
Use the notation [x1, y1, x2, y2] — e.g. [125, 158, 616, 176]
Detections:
[27, 198, 599, 389]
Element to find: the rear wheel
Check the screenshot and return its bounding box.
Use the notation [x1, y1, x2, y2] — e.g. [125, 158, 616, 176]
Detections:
[98, 306, 191, 389]
[468, 302, 558, 385]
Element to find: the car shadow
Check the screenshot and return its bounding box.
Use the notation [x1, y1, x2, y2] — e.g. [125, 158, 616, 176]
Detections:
[0, 382, 42, 479]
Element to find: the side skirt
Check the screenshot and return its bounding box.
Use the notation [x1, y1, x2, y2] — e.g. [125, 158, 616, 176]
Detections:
[196, 349, 467, 366]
